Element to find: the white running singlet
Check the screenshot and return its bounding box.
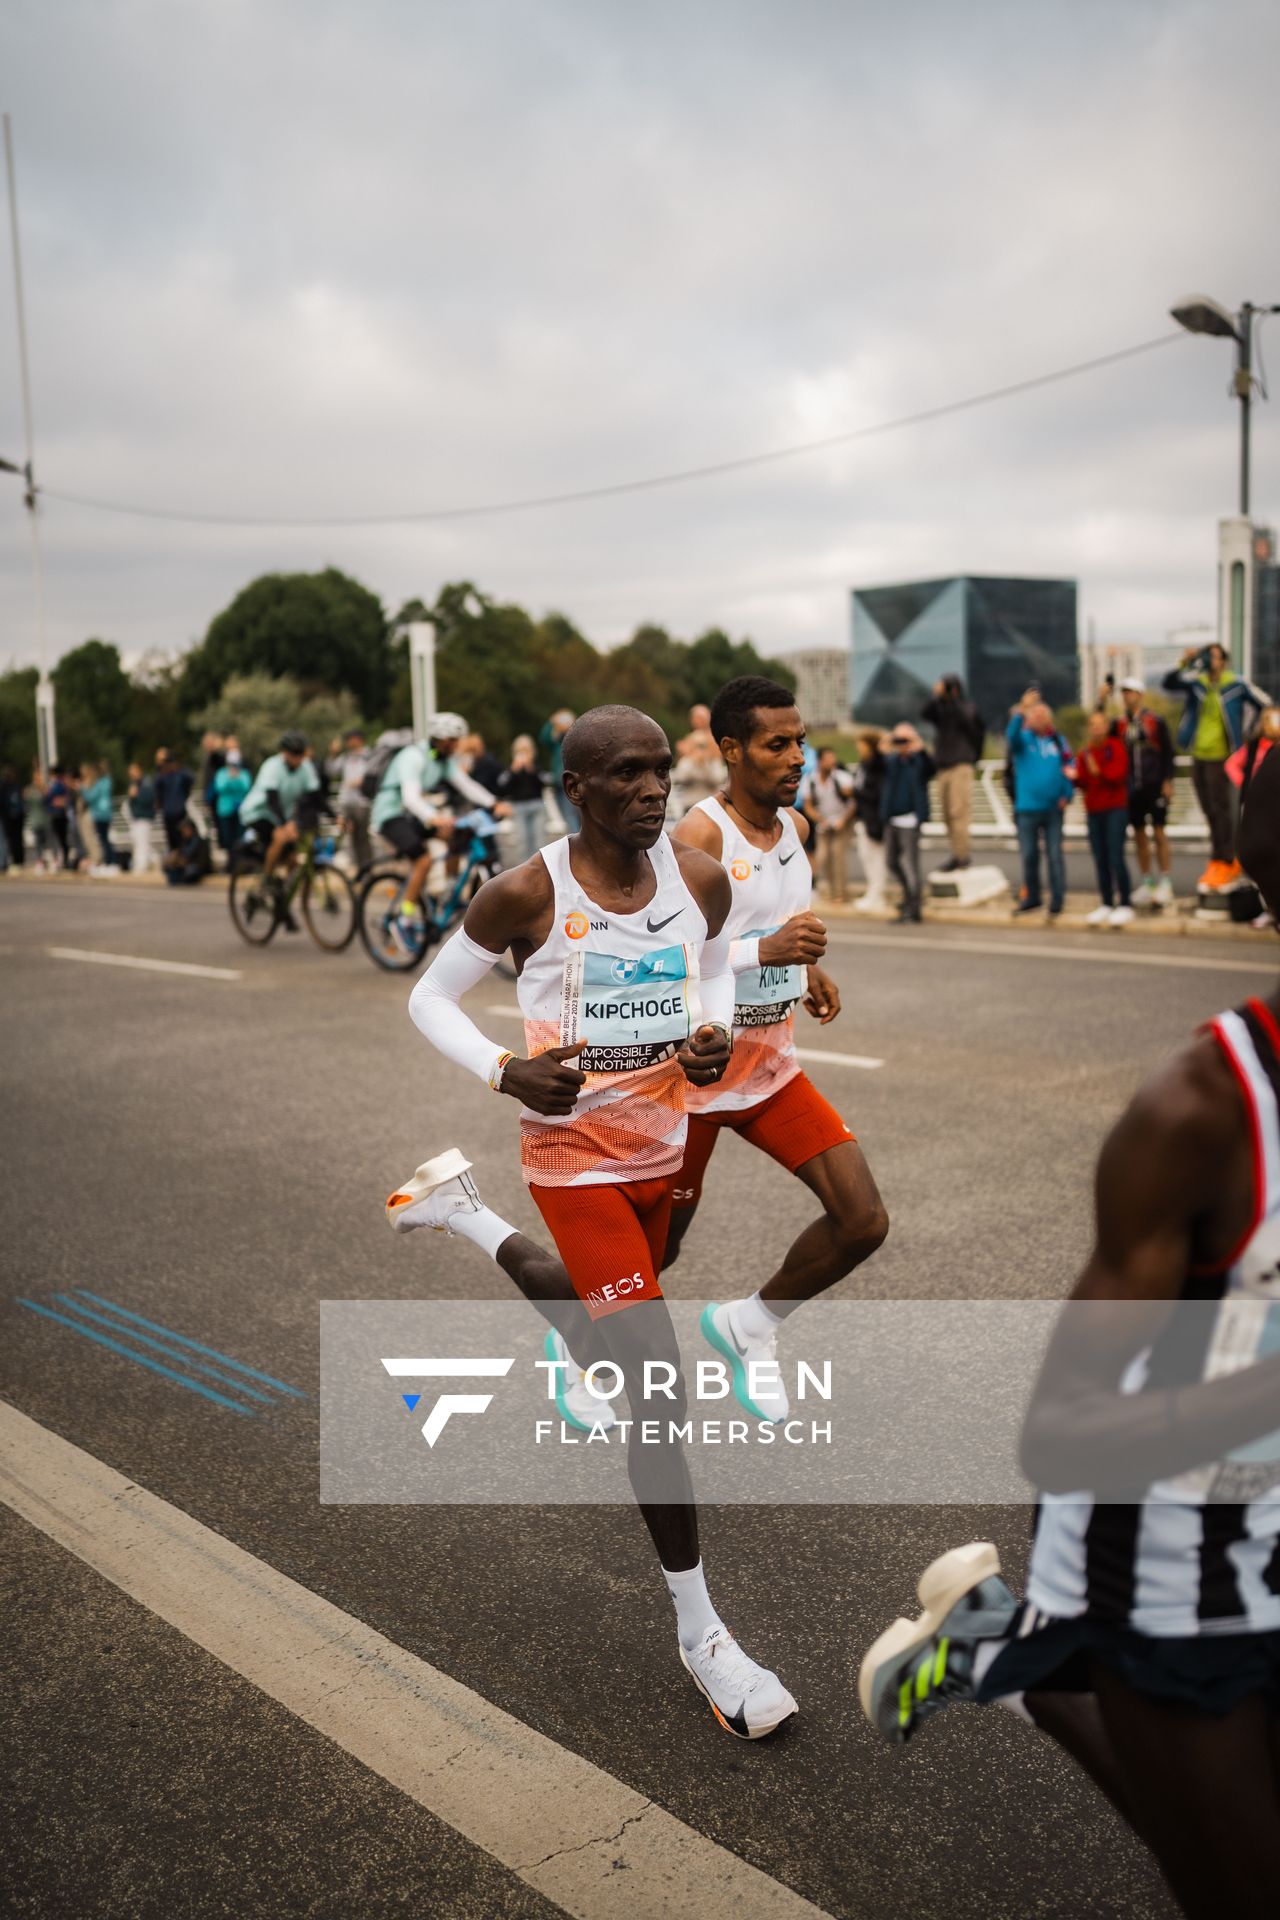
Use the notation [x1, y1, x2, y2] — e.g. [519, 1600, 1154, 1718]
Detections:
[1028, 999, 1280, 1636]
[516, 834, 708, 1187]
[685, 796, 811, 1114]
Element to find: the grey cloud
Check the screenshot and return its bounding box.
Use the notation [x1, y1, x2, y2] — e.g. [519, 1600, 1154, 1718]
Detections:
[0, 0, 1277, 675]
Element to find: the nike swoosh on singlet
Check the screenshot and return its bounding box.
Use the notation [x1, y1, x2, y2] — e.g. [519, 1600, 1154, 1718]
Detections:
[646, 909, 684, 932]
[778, 849, 798, 865]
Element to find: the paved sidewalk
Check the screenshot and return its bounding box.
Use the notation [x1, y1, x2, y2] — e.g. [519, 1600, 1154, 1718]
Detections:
[5, 864, 1275, 947]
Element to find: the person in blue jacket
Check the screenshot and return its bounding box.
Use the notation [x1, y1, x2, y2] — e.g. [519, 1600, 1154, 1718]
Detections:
[1006, 690, 1075, 918]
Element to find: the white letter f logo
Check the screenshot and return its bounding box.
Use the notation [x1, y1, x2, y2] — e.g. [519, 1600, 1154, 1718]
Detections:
[381, 1358, 515, 1446]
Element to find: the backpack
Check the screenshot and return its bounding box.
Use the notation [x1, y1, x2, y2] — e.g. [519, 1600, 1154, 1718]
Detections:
[360, 730, 414, 802]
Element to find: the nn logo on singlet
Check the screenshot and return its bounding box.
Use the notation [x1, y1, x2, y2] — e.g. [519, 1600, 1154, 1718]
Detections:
[564, 912, 609, 939]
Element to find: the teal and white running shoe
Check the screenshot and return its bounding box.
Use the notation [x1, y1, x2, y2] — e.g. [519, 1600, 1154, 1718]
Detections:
[699, 1300, 788, 1421]
[858, 1542, 1017, 1744]
[543, 1328, 618, 1433]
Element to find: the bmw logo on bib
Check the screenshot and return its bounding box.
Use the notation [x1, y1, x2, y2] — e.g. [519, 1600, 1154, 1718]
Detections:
[610, 957, 641, 985]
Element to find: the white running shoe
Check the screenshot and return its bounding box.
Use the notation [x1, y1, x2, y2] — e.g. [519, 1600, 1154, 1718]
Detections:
[700, 1301, 788, 1421]
[1154, 875, 1174, 907]
[543, 1328, 618, 1433]
[1084, 904, 1111, 926]
[679, 1625, 798, 1740]
[1109, 905, 1135, 927]
[385, 1148, 482, 1234]
[858, 1541, 1017, 1744]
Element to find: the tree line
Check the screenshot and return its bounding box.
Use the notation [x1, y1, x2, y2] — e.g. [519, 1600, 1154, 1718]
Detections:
[0, 568, 795, 778]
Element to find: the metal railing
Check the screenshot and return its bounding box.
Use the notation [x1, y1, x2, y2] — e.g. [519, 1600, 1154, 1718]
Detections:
[934, 758, 1209, 843]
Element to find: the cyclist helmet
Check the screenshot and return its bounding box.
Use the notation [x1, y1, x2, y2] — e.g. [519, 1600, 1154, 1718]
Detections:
[427, 711, 468, 742]
[278, 729, 308, 755]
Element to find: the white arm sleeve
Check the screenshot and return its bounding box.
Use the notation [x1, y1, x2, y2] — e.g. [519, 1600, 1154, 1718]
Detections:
[401, 762, 442, 830]
[698, 924, 736, 1031]
[408, 929, 509, 1085]
[728, 936, 760, 975]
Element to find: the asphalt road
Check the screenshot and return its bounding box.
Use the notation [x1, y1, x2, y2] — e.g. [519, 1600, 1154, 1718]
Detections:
[3, 878, 1276, 1920]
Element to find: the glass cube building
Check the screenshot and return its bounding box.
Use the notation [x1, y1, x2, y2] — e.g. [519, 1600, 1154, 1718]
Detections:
[850, 575, 1078, 732]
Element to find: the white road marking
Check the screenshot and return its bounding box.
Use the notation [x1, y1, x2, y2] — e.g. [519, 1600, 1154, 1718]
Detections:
[482, 1005, 882, 1070]
[826, 930, 1275, 976]
[795, 1045, 883, 1069]
[48, 946, 242, 981]
[0, 1403, 828, 1920]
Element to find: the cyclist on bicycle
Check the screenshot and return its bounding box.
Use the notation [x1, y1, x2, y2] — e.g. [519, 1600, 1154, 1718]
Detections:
[238, 731, 325, 892]
[370, 712, 504, 937]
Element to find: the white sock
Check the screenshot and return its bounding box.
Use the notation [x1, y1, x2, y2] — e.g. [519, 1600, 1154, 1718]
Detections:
[663, 1559, 724, 1651]
[736, 1291, 785, 1342]
[449, 1203, 517, 1263]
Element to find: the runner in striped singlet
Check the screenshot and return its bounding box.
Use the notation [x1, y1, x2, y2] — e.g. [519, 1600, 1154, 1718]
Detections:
[858, 746, 1280, 1918]
[386, 705, 798, 1740]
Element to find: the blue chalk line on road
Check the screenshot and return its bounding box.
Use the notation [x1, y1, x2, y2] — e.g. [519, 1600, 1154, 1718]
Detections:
[13, 1290, 305, 1415]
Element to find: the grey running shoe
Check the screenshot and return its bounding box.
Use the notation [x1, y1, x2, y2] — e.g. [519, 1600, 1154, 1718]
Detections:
[859, 1542, 1017, 1744]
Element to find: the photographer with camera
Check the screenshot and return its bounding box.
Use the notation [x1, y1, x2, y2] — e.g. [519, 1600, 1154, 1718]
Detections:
[1163, 642, 1269, 889]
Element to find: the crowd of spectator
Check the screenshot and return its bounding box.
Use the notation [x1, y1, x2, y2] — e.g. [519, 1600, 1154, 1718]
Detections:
[784, 650, 1277, 928]
[5, 666, 1275, 929]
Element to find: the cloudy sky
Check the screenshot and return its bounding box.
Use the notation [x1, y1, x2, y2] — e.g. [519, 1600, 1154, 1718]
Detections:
[2, 0, 1278, 678]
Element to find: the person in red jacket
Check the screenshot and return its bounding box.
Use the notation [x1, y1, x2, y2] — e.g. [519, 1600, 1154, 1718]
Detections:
[1074, 713, 1133, 927]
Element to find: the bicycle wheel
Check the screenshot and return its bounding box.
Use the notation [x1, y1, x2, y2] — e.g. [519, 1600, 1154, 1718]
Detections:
[302, 860, 357, 952]
[357, 868, 432, 972]
[228, 862, 280, 946]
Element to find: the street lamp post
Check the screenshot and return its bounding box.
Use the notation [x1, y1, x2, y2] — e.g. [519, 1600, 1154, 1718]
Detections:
[1171, 293, 1280, 676]
[3, 112, 56, 771]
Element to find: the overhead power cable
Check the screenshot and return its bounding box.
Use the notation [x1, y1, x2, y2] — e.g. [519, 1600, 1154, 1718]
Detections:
[37, 332, 1184, 531]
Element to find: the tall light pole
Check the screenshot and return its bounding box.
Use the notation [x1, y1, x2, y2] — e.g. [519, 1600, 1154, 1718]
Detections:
[3, 111, 56, 770]
[1171, 293, 1279, 675]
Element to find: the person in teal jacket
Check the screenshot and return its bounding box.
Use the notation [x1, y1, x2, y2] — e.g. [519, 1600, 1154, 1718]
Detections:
[84, 760, 116, 869]
[1007, 693, 1075, 917]
[210, 748, 252, 865]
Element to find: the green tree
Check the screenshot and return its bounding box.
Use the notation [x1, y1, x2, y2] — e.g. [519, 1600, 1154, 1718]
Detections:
[191, 673, 362, 770]
[181, 568, 392, 716]
[0, 667, 38, 773]
[685, 629, 796, 706]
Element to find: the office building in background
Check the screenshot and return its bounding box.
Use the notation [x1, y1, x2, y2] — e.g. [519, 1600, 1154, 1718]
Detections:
[788, 647, 850, 728]
[850, 575, 1078, 729]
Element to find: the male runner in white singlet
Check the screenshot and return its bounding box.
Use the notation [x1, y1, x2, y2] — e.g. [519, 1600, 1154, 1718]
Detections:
[668, 676, 888, 1419]
[385, 705, 798, 1739]
[858, 744, 1280, 1917]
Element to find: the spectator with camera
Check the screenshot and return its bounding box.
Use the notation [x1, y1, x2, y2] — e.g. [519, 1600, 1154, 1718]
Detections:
[1163, 641, 1268, 889]
[921, 675, 985, 872]
[1006, 689, 1074, 919]
[881, 723, 934, 923]
[1104, 676, 1176, 908]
